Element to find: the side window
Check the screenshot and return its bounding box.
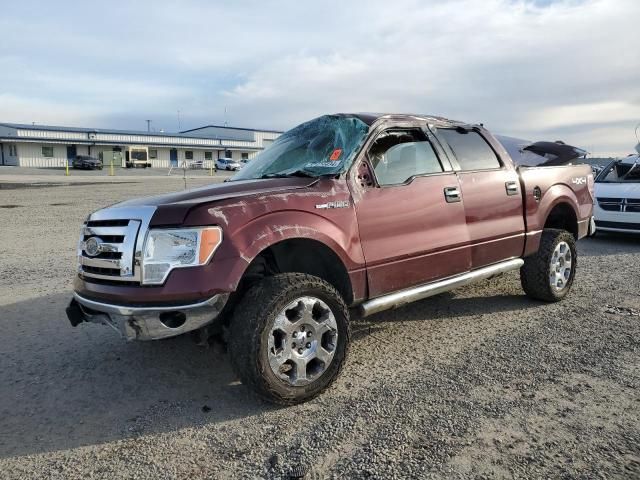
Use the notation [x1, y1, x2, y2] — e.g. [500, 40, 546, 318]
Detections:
[437, 129, 500, 170]
[368, 129, 443, 185]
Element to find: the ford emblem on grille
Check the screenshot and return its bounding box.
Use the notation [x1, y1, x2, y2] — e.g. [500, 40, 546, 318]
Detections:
[84, 237, 102, 257]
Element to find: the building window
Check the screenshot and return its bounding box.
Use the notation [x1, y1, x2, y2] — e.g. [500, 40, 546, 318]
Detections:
[241, 152, 249, 160]
[149, 149, 158, 159]
[9, 145, 16, 156]
[204, 151, 212, 160]
[185, 151, 193, 160]
[224, 149, 232, 158]
[42, 146, 54, 158]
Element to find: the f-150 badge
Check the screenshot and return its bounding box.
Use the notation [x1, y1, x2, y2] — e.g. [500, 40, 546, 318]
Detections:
[315, 200, 350, 209]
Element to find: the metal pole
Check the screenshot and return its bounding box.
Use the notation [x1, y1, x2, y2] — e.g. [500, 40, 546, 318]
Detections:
[110, 157, 114, 176]
[65, 160, 69, 176]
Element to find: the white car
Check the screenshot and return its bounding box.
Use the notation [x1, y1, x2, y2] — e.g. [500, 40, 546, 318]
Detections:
[593, 154, 640, 234]
[215, 158, 241, 171]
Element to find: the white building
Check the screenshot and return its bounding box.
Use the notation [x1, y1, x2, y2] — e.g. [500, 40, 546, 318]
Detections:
[0, 122, 282, 168]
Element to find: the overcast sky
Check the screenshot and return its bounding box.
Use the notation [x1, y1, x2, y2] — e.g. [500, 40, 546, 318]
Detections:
[1, 0, 638, 155]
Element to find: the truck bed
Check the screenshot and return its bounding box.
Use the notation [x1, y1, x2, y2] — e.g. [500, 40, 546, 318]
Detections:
[518, 163, 594, 255]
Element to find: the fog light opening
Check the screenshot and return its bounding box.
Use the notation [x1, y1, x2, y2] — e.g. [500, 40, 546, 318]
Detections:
[159, 311, 187, 329]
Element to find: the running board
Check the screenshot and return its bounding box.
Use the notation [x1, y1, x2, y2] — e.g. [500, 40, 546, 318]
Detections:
[359, 258, 524, 317]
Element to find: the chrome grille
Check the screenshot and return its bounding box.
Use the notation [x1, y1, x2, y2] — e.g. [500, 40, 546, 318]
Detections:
[597, 197, 640, 213]
[79, 220, 141, 281]
[76, 205, 156, 284]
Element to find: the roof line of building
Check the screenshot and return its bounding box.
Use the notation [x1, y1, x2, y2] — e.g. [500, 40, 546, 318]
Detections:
[180, 124, 284, 134]
[0, 122, 281, 140]
[0, 137, 262, 150]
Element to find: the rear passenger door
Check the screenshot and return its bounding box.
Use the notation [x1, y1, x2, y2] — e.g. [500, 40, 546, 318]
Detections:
[432, 127, 525, 269]
[352, 124, 471, 297]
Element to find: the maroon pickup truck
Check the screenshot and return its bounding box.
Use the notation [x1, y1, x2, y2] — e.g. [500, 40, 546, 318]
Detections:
[67, 113, 595, 404]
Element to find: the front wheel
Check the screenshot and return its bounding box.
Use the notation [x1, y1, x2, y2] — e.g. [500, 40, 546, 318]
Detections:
[228, 273, 350, 405]
[521, 228, 577, 302]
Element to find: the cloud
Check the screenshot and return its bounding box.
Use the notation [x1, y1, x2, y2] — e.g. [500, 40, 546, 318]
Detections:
[525, 101, 640, 130]
[0, 94, 107, 126]
[0, 0, 638, 155]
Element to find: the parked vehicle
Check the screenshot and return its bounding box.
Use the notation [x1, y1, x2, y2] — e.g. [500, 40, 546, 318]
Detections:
[72, 155, 103, 170]
[216, 158, 241, 171]
[593, 154, 640, 233]
[66, 113, 595, 404]
[240, 158, 250, 168]
[125, 146, 151, 168]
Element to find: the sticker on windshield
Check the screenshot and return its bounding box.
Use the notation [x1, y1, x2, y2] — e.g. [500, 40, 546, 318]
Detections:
[329, 148, 342, 161]
[306, 160, 341, 168]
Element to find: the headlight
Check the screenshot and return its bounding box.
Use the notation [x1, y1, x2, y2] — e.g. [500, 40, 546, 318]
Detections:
[142, 227, 222, 285]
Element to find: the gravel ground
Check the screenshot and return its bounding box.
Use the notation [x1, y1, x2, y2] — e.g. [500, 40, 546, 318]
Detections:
[1, 173, 639, 479]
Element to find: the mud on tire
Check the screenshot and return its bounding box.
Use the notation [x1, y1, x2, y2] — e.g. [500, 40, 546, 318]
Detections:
[521, 228, 577, 302]
[228, 273, 350, 405]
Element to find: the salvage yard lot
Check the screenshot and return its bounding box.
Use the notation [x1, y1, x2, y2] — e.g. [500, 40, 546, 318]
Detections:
[1, 172, 639, 479]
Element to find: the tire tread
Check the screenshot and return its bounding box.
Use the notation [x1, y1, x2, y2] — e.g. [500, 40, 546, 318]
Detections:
[521, 228, 576, 302]
[228, 273, 350, 405]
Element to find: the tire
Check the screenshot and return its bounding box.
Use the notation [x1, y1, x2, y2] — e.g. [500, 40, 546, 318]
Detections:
[228, 273, 350, 405]
[521, 228, 577, 302]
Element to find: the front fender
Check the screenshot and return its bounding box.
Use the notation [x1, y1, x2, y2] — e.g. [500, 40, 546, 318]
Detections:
[223, 209, 364, 269]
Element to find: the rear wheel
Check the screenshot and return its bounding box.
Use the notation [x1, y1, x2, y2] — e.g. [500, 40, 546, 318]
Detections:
[228, 273, 350, 405]
[521, 228, 577, 302]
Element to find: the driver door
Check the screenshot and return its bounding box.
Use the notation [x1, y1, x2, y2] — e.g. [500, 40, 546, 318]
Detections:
[351, 125, 471, 297]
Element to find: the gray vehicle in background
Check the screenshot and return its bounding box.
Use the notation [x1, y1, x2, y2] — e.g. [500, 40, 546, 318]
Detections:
[216, 157, 241, 171]
[72, 155, 103, 170]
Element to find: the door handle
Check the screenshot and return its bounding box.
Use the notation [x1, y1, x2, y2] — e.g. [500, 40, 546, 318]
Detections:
[444, 186, 461, 203]
[505, 181, 519, 196]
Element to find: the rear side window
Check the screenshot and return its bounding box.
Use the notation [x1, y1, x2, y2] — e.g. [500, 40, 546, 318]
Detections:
[368, 129, 443, 185]
[437, 129, 500, 170]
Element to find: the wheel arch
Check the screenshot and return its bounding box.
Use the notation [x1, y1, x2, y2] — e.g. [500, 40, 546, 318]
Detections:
[543, 201, 579, 238]
[524, 184, 581, 256]
[240, 237, 354, 306]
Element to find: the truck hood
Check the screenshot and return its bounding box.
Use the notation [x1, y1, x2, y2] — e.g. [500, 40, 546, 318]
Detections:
[116, 177, 318, 226]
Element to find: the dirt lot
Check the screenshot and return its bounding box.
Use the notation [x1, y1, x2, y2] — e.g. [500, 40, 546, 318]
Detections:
[1, 171, 639, 479]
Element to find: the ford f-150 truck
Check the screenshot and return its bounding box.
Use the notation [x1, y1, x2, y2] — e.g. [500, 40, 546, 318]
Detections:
[66, 113, 595, 404]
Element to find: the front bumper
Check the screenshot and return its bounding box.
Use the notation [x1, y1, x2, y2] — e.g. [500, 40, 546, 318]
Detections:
[66, 292, 229, 341]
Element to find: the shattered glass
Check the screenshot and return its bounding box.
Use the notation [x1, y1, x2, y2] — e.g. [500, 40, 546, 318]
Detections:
[597, 155, 640, 183]
[231, 115, 369, 181]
